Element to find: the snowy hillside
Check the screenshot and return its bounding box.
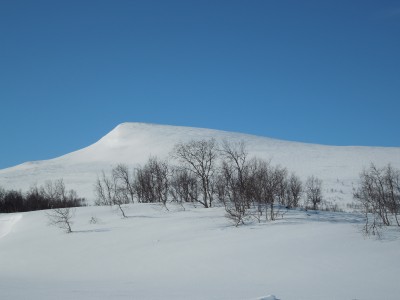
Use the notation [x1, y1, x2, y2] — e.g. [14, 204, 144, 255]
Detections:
[1, 204, 400, 300]
[1, 123, 400, 299]
[0, 122, 399, 206]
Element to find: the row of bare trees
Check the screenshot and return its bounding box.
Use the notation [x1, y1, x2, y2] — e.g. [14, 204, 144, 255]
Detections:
[94, 158, 170, 216]
[0, 180, 84, 234]
[94, 139, 323, 223]
[354, 164, 400, 236]
[0, 179, 85, 213]
[216, 141, 322, 225]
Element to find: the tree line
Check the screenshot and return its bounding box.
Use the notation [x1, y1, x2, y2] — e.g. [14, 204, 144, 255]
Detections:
[0, 179, 86, 213]
[1, 138, 397, 237]
[94, 139, 324, 225]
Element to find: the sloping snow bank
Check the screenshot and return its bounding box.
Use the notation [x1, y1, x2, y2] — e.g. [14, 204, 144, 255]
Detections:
[0, 213, 22, 239]
[0, 204, 399, 299]
[257, 295, 279, 300]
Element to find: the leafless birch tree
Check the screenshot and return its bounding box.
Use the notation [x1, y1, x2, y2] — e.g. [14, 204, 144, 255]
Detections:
[172, 139, 218, 208]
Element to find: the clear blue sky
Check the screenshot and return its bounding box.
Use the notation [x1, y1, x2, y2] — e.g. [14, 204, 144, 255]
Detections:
[1, 0, 399, 169]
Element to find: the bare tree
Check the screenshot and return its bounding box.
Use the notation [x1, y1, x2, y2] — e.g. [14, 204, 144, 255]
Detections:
[217, 140, 253, 225]
[169, 167, 199, 207]
[113, 164, 135, 203]
[246, 158, 287, 221]
[305, 176, 323, 210]
[46, 207, 76, 233]
[216, 166, 248, 226]
[114, 191, 128, 218]
[133, 157, 170, 208]
[274, 167, 288, 207]
[220, 140, 251, 205]
[42, 179, 85, 208]
[94, 170, 128, 218]
[354, 165, 387, 236]
[265, 164, 287, 220]
[383, 164, 400, 226]
[94, 171, 117, 206]
[220, 141, 248, 183]
[286, 173, 303, 208]
[172, 139, 218, 208]
[354, 164, 400, 236]
[42, 179, 67, 203]
[147, 157, 170, 207]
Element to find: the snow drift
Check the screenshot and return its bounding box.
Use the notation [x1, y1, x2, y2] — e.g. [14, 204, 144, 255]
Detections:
[1, 204, 400, 299]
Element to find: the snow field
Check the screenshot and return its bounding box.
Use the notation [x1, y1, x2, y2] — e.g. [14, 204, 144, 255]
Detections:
[0, 213, 22, 239]
[0, 123, 399, 299]
[1, 203, 399, 299]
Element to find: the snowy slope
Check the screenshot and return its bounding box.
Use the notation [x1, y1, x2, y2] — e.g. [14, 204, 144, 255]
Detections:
[1, 204, 400, 300]
[0, 122, 399, 206]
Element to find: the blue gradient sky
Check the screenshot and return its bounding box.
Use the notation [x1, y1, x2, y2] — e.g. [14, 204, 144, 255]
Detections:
[1, 0, 399, 169]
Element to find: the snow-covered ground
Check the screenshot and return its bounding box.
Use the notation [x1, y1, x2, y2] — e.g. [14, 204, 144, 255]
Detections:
[1, 123, 399, 298]
[1, 203, 399, 299]
[0, 123, 399, 208]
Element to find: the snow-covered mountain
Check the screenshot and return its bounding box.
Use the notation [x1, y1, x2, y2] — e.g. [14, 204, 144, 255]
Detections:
[2, 123, 400, 300]
[1, 122, 399, 206]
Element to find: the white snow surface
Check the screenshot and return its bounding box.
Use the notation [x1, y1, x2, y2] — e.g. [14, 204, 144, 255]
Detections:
[0, 122, 399, 207]
[257, 296, 279, 300]
[0, 213, 22, 239]
[1, 204, 400, 299]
